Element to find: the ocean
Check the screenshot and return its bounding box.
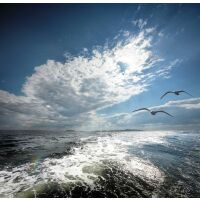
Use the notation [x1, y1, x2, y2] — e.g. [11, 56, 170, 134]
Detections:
[0, 130, 199, 198]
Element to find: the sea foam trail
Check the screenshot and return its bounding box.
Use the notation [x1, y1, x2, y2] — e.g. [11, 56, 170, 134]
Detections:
[0, 131, 173, 197]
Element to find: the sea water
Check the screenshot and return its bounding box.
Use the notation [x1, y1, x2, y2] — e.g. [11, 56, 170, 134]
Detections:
[0, 130, 199, 197]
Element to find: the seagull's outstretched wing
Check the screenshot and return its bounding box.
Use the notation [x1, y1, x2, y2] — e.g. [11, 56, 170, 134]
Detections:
[132, 108, 151, 113]
[154, 110, 173, 117]
[178, 90, 193, 97]
[160, 91, 174, 99]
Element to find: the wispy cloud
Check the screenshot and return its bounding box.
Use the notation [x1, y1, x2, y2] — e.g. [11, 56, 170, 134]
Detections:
[159, 97, 200, 110]
[102, 97, 200, 130]
[132, 18, 148, 29]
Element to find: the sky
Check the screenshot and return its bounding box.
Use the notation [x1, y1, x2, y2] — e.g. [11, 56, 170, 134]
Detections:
[0, 3, 200, 130]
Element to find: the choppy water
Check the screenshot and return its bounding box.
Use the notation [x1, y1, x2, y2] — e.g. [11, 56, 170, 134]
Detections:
[0, 130, 199, 197]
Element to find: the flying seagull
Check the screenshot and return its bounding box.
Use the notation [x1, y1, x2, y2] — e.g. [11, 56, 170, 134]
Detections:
[132, 108, 173, 117]
[160, 90, 193, 99]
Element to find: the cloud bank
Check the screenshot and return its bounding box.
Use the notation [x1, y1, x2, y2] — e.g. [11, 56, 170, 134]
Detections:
[103, 98, 200, 131]
[0, 27, 181, 130]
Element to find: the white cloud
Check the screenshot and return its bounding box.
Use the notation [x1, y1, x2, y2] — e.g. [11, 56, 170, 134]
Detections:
[159, 97, 200, 110]
[179, 103, 200, 109]
[102, 97, 200, 130]
[153, 58, 182, 79]
[132, 18, 148, 29]
[123, 30, 130, 37]
[145, 27, 156, 33]
[0, 28, 176, 130]
[158, 31, 164, 37]
[137, 5, 141, 11]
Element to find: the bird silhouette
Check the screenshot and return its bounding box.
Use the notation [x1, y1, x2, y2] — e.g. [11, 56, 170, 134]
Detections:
[132, 108, 173, 117]
[160, 90, 192, 99]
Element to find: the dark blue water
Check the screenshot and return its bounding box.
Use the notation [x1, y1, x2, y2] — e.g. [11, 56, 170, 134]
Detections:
[0, 130, 199, 197]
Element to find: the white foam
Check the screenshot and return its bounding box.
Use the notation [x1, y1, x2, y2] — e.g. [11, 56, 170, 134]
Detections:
[0, 131, 172, 197]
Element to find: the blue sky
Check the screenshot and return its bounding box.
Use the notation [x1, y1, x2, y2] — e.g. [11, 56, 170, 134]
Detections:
[0, 4, 200, 130]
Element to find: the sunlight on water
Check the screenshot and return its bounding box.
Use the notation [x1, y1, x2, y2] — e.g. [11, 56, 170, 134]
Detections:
[0, 130, 199, 197]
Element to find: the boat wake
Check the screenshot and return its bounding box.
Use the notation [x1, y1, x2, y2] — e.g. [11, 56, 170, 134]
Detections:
[0, 130, 199, 197]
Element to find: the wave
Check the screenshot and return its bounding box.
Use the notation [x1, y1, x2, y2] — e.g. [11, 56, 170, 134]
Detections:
[0, 130, 199, 197]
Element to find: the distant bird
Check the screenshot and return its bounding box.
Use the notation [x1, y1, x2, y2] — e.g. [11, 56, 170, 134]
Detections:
[132, 108, 173, 117]
[160, 90, 193, 99]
